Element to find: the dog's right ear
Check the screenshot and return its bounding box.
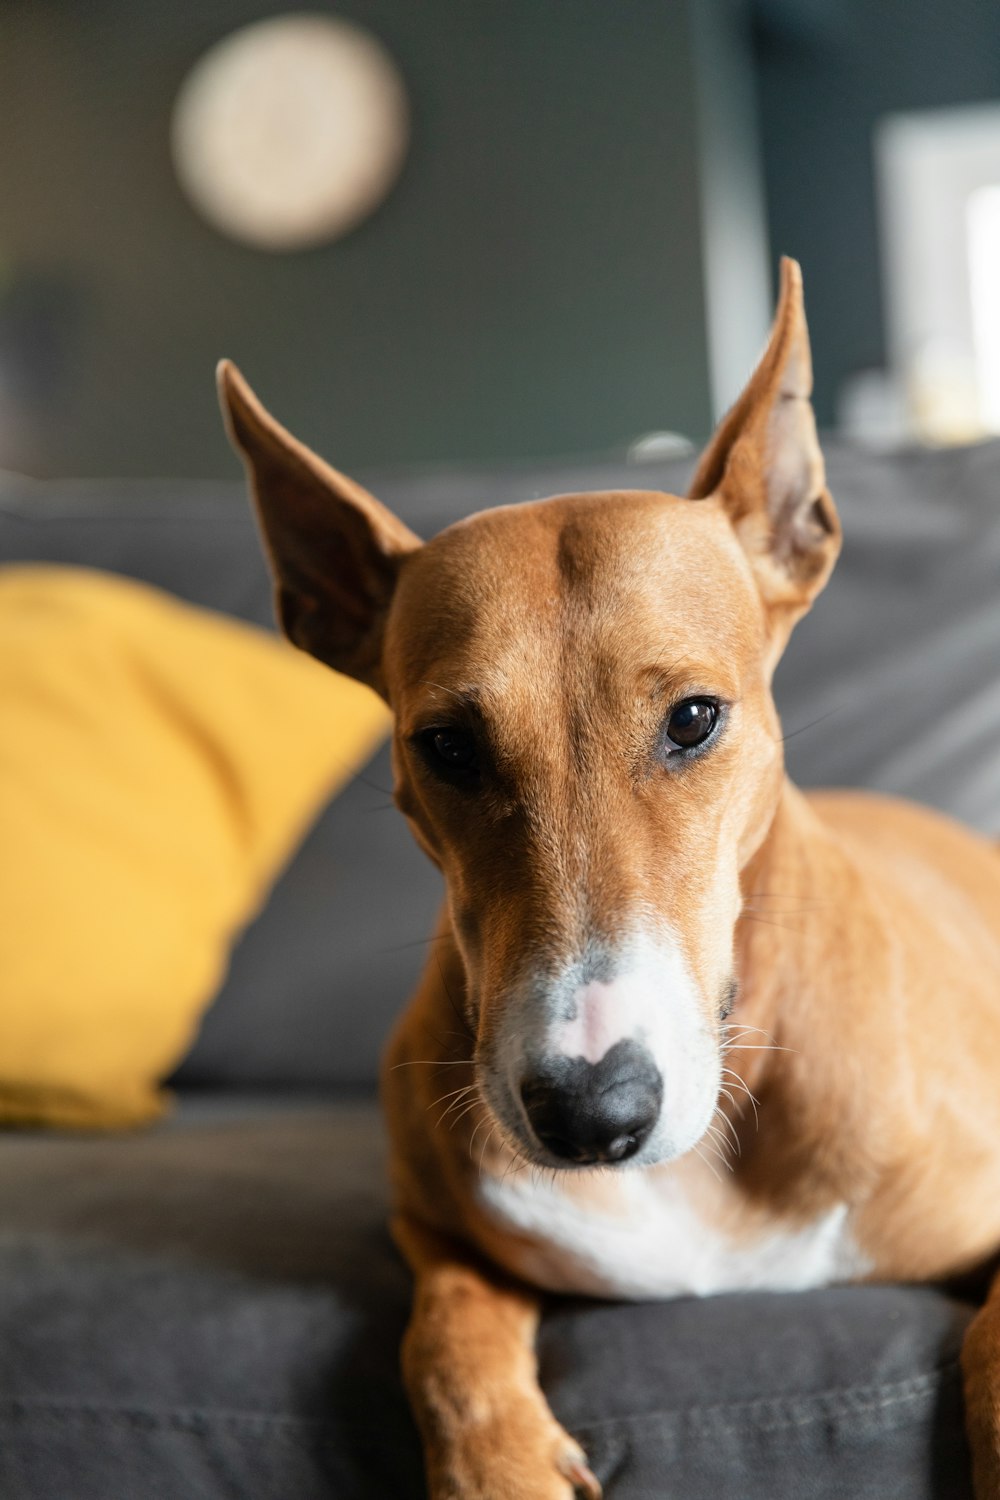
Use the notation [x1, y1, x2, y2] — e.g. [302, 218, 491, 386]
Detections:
[217, 361, 420, 694]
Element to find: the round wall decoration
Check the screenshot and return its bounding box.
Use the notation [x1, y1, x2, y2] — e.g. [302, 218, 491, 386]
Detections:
[171, 13, 409, 251]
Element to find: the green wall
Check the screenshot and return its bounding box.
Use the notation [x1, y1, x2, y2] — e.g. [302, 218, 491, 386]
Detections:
[0, 1, 714, 479]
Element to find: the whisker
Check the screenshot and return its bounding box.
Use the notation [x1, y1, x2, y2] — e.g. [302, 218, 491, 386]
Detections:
[382, 933, 450, 954]
[513, 1145, 531, 1178]
[724, 1023, 773, 1041]
[501, 1147, 526, 1185]
[744, 891, 827, 907]
[352, 768, 396, 798]
[469, 1112, 492, 1161]
[714, 1107, 741, 1156]
[717, 1087, 738, 1116]
[439, 1081, 478, 1110]
[722, 1022, 795, 1057]
[426, 1083, 476, 1112]
[778, 704, 844, 744]
[435, 949, 475, 1042]
[720, 1060, 759, 1082]
[693, 1140, 723, 1183]
[432, 1089, 478, 1129]
[706, 1134, 734, 1173]
[740, 912, 809, 935]
[447, 1098, 485, 1131]
[724, 1043, 796, 1054]
[720, 1067, 760, 1127]
[743, 902, 824, 917]
[477, 1125, 499, 1177]
[390, 1058, 472, 1070]
[703, 1123, 733, 1169]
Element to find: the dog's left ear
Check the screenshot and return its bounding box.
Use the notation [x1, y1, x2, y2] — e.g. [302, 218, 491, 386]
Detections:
[217, 360, 420, 695]
[689, 257, 840, 630]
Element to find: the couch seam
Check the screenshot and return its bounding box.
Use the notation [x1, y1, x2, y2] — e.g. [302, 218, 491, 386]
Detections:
[0, 1363, 960, 1442]
[561, 1361, 962, 1437]
[0, 1399, 350, 1439]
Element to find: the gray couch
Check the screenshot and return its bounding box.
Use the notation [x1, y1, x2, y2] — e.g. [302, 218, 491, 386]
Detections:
[2, 435, 999, 1499]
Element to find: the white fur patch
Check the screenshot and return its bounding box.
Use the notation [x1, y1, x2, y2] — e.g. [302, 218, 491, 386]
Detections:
[477, 1165, 869, 1300]
[495, 929, 719, 1166]
[551, 977, 633, 1065]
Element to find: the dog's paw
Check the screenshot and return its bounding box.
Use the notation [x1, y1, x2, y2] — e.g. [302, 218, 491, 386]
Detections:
[967, 1417, 1000, 1500]
[426, 1402, 601, 1499]
[559, 1438, 603, 1498]
[962, 1301, 1000, 1499]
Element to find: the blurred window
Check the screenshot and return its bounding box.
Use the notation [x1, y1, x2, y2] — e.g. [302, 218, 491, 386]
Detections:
[875, 102, 1000, 445]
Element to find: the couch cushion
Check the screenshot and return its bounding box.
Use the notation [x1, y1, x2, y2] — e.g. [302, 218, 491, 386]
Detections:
[776, 438, 1000, 834]
[0, 566, 388, 1127]
[0, 1098, 975, 1499]
[2, 437, 999, 1092]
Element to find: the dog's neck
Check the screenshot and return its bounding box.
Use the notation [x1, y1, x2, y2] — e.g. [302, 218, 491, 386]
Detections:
[730, 779, 894, 1212]
[736, 778, 830, 1044]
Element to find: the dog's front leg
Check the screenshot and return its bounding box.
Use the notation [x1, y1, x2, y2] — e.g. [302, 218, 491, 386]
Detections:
[394, 1214, 601, 1500]
[964, 1270, 1000, 1497]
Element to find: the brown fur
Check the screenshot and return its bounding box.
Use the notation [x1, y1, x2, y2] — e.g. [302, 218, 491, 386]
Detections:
[219, 258, 1000, 1498]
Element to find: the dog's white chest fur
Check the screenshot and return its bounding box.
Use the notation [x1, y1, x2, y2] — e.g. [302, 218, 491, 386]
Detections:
[477, 1164, 868, 1300]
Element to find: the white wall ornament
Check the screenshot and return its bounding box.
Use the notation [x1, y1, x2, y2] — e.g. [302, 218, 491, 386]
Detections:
[171, 13, 409, 251]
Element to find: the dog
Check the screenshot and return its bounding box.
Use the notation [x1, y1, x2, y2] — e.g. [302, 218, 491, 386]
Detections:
[218, 257, 1000, 1499]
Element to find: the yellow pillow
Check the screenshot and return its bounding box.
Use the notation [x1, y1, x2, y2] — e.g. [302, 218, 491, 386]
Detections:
[0, 565, 391, 1128]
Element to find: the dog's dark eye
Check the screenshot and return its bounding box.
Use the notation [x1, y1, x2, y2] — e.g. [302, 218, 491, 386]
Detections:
[422, 727, 478, 774]
[430, 728, 476, 767]
[664, 699, 719, 752]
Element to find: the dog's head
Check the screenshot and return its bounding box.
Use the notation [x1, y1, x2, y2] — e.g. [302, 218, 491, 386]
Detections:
[219, 258, 839, 1172]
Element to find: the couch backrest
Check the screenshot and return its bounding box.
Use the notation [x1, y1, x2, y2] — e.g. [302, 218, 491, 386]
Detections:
[3, 436, 999, 1090]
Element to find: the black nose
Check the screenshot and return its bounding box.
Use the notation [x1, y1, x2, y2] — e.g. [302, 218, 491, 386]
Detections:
[520, 1039, 663, 1165]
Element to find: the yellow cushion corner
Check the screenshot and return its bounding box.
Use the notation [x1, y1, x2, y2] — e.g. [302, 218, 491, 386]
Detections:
[0, 565, 391, 1129]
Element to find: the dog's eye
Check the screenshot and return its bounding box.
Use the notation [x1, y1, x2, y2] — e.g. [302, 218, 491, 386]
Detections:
[664, 698, 719, 752]
[431, 728, 476, 767]
[421, 727, 478, 774]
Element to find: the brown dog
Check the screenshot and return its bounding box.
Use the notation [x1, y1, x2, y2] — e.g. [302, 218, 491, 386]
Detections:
[218, 258, 1000, 1499]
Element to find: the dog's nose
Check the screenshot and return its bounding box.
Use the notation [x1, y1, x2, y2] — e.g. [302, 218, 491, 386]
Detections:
[519, 1039, 663, 1165]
